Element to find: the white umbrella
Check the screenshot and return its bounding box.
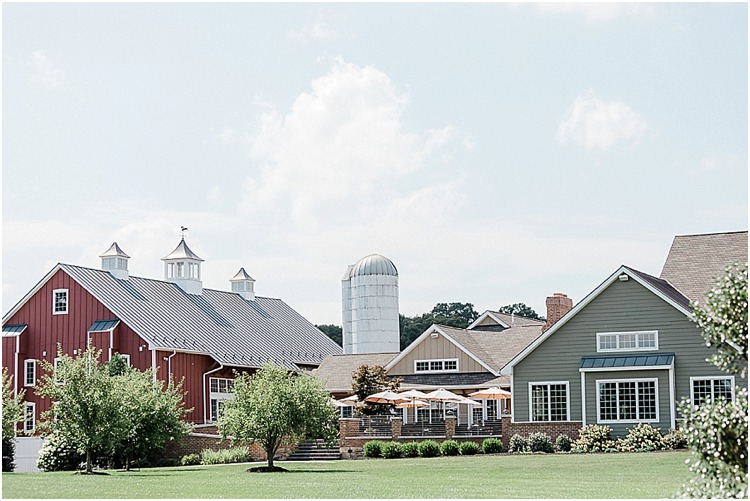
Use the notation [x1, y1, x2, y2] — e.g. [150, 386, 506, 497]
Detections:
[337, 394, 359, 405]
[456, 395, 482, 407]
[395, 399, 429, 408]
[469, 387, 511, 399]
[424, 387, 464, 402]
[364, 390, 409, 404]
[398, 389, 429, 399]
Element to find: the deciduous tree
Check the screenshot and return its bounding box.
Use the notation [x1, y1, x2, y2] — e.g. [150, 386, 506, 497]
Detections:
[2, 369, 25, 471]
[351, 364, 401, 415]
[218, 363, 337, 471]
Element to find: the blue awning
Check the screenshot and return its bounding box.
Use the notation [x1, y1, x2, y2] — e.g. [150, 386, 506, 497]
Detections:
[580, 353, 674, 371]
[88, 319, 120, 333]
[2, 324, 27, 337]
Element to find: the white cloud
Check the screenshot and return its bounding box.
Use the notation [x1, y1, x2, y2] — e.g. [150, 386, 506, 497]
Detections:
[289, 19, 339, 41]
[557, 93, 647, 150]
[535, 3, 655, 23]
[240, 58, 466, 230]
[26, 50, 65, 87]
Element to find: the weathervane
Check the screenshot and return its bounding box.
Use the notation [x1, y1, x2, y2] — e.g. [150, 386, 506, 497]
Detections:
[180, 226, 189, 239]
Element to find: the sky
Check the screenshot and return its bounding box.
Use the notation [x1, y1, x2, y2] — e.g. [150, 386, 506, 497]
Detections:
[2, 2, 748, 326]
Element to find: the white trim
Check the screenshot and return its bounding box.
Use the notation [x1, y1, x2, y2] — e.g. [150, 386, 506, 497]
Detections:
[596, 331, 659, 353]
[53, 357, 62, 384]
[689, 375, 736, 405]
[385, 325, 498, 376]
[501, 265, 693, 375]
[527, 381, 571, 422]
[24, 402, 36, 433]
[14, 336, 20, 398]
[580, 371, 586, 428]
[579, 364, 673, 373]
[510, 372, 515, 423]
[23, 359, 36, 387]
[203, 364, 225, 424]
[467, 310, 510, 330]
[413, 358, 459, 373]
[52, 288, 69, 315]
[3, 265, 63, 323]
[595, 377, 659, 424]
[669, 366, 676, 429]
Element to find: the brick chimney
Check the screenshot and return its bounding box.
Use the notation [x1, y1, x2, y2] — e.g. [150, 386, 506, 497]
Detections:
[543, 293, 573, 331]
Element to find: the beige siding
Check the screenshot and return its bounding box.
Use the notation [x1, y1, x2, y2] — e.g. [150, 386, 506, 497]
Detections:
[390, 334, 484, 375]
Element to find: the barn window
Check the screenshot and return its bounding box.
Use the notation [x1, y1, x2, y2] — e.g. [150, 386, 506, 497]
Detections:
[52, 289, 69, 315]
[24, 402, 35, 432]
[24, 359, 36, 387]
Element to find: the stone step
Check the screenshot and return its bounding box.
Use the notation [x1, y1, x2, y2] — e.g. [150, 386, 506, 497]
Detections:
[285, 439, 341, 461]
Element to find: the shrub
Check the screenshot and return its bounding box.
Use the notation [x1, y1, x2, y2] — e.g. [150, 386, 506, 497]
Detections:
[528, 432, 554, 453]
[661, 428, 687, 450]
[555, 434, 572, 452]
[418, 440, 441, 458]
[508, 434, 528, 453]
[363, 440, 385, 458]
[180, 453, 201, 466]
[381, 441, 402, 459]
[619, 423, 664, 452]
[573, 425, 614, 453]
[459, 441, 480, 455]
[401, 441, 420, 458]
[482, 437, 503, 454]
[37, 432, 84, 472]
[440, 440, 460, 456]
[200, 446, 250, 465]
[2, 437, 15, 472]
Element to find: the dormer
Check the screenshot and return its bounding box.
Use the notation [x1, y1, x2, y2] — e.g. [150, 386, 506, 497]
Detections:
[162, 238, 204, 295]
[230, 267, 256, 301]
[99, 242, 130, 280]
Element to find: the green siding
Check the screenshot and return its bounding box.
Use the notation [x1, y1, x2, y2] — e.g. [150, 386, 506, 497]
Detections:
[512, 277, 747, 435]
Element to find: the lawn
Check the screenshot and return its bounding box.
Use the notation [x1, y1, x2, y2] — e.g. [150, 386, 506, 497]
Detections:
[3, 451, 691, 499]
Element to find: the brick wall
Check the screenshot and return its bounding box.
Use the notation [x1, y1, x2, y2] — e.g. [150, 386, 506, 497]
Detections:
[501, 417, 582, 447]
[164, 433, 297, 462]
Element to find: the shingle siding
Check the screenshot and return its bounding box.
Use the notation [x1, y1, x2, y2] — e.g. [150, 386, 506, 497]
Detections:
[512, 278, 747, 434]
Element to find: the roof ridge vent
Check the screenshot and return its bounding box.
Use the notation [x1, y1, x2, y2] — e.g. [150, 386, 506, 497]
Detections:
[230, 267, 256, 301]
[100, 242, 130, 280]
[161, 234, 204, 295]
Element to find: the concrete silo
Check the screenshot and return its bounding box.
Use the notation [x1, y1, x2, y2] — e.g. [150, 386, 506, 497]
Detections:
[341, 254, 400, 354]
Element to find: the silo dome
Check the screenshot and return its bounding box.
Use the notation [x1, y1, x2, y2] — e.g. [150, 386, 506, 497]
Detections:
[352, 254, 398, 277]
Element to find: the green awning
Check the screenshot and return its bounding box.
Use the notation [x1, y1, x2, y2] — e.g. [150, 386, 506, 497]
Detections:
[2, 324, 27, 337]
[88, 319, 120, 333]
[580, 353, 674, 371]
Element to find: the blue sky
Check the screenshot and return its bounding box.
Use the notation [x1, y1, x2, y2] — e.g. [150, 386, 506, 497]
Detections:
[3, 3, 747, 325]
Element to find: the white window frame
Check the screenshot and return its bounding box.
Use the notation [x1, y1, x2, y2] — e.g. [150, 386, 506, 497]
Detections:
[528, 381, 570, 422]
[596, 331, 658, 353]
[53, 357, 62, 384]
[596, 377, 659, 424]
[52, 289, 69, 315]
[24, 359, 36, 387]
[114, 353, 131, 367]
[24, 402, 35, 432]
[413, 358, 459, 374]
[209, 377, 235, 422]
[690, 376, 735, 406]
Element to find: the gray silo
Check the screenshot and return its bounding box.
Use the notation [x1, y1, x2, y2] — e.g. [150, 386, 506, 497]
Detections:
[341, 254, 400, 354]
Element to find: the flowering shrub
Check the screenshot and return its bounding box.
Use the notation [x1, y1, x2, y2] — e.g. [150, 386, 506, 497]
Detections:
[661, 428, 687, 450]
[573, 425, 614, 453]
[618, 423, 664, 452]
[508, 434, 528, 453]
[555, 434, 572, 452]
[528, 432, 554, 453]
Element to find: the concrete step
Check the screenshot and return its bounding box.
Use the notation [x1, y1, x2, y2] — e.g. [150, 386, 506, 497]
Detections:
[285, 439, 341, 461]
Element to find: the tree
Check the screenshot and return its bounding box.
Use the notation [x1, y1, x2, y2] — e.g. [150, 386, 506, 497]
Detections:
[110, 367, 192, 470]
[678, 263, 748, 498]
[316, 324, 342, 347]
[2, 369, 25, 471]
[351, 364, 401, 415]
[497, 303, 545, 321]
[36, 347, 127, 474]
[399, 302, 480, 349]
[218, 363, 338, 472]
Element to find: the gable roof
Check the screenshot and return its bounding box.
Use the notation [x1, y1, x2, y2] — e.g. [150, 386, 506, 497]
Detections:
[3, 263, 342, 371]
[660, 231, 748, 307]
[312, 352, 399, 392]
[501, 265, 692, 375]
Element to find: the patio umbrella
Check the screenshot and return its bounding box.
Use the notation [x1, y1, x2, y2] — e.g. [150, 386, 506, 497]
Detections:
[364, 390, 409, 404]
[395, 399, 429, 408]
[330, 398, 348, 408]
[469, 387, 511, 399]
[424, 388, 464, 402]
[337, 394, 359, 405]
[455, 395, 482, 407]
[398, 389, 429, 399]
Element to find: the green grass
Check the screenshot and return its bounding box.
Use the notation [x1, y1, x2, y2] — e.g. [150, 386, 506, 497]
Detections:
[2, 451, 690, 499]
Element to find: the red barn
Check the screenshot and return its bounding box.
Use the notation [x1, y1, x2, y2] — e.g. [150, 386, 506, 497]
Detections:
[3, 238, 342, 433]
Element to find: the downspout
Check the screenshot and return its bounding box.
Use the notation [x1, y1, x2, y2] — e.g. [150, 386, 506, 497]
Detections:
[669, 363, 676, 429]
[203, 364, 224, 424]
[580, 371, 587, 428]
[151, 346, 157, 383]
[109, 329, 114, 361]
[167, 351, 177, 381]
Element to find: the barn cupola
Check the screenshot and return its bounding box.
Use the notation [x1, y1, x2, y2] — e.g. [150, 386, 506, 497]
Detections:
[100, 242, 130, 280]
[162, 237, 204, 295]
[230, 267, 256, 301]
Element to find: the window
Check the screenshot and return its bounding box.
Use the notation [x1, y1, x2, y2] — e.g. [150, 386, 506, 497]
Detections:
[414, 358, 459, 373]
[114, 353, 131, 366]
[52, 289, 68, 315]
[209, 377, 235, 422]
[691, 377, 734, 406]
[597, 331, 658, 352]
[597, 379, 658, 423]
[24, 359, 36, 387]
[529, 382, 569, 422]
[340, 406, 353, 418]
[53, 357, 62, 384]
[24, 402, 35, 432]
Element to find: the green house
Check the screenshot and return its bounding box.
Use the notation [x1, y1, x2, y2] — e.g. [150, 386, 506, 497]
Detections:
[501, 231, 747, 436]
